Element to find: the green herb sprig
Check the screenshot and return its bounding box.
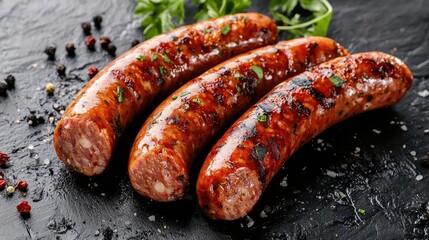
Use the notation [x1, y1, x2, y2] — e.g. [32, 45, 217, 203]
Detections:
[134, 0, 333, 40]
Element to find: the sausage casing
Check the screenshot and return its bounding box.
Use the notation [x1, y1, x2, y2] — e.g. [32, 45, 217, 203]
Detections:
[53, 13, 277, 176]
[196, 52, 413, 220]
[128, 37, 349, 201]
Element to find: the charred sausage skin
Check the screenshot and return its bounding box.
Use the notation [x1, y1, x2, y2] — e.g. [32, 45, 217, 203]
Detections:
[128, 37, 349, 201]
[53, 13, 278, 176]
[196, 52, 413, 220]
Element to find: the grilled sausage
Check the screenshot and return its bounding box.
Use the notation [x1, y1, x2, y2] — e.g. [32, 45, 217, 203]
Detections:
[196, 52, 413, 220]
[53, 13, 278, 176]
[128, 37, 349, 201]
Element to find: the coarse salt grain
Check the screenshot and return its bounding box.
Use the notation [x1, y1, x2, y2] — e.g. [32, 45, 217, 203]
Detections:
[280, 176, 288, 187]
[373, 129, 381, 134]
[410, 151, 416, 157]
[416, 175, 423, 181]
[400, 125, 408, 131]
[148, 215, 156, 221]
[417, 90, 429, 98]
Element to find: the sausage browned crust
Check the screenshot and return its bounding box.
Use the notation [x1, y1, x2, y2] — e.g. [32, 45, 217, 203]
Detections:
[53, 13, 278, 176]
[128, 37, 349, 201]
[196, 52, 413, 220]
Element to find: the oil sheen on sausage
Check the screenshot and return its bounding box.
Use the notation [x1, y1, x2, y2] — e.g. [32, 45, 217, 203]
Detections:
[53, 13, 278, 176]
[128, 37, 349, 201]
[196, 52, 413, 220]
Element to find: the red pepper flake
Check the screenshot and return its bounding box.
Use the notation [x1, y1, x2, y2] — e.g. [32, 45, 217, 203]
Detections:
[0, 179, 6, 189]
[85, 35, 96, 50]
[15, 180, 28, 191]
[17, 201, 32, 214]
[87, 65, 99, 78]
[0, 152, 10, 166]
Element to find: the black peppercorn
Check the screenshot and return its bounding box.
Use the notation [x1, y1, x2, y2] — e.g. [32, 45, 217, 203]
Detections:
[26, 114, 38, 126]
[99, 36, 111, 50]
[0, 82, 8, 96]
[93, 15, 102, 29]
[65, 42, 76, 56]
[44, 46, 56, 61]
[5, 75, 15, 89]
[81, 22, 91, 35]
[57, 64, 66, 76]
[107, 43, 116, 56]
[131, 39, 140, 48]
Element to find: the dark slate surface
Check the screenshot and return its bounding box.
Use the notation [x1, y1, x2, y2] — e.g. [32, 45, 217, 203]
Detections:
[0, 0, 428, 239]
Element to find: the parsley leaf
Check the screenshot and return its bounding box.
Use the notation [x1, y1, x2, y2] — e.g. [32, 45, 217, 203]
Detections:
[134, 0, 185, 39]
[117, 86, 124, 103]
[250, 66, 263, 79]
[193, 0, 251, 21]
[329, 74, 346, 87]
[271, 0, 333, 38]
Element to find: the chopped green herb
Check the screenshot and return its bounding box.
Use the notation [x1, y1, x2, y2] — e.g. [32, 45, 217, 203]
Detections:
[172, 95, 178, 100]
[192, 98, 201, 105]
[171, 141, 178, 146]
[180, 91, 191, 97]
[234, 73, 243, 80]
[184, 103, 190, 110]
[363, 72, 368, 78]
[159, 66, 168, 75]
[171, 35, 178, 41]
[337, 48, 343, 56]
[250, 66, 263, 79]
[112, 113, 122, 139]
[136, 55, 146, 61]
[335, 233, 339, 238]
[117, 86, 124, 103]
[222, 25, 231, 35]
[358, 209, 366, 215]
[162, 53, 171, 63]
[151, 53, 158, 61]
[236, 85, 242, 93]
[251, 143, 268, 162]
[257, 114, 267, 122]
[178, 175, 185, 181]
[204, 29, 212, 34]
[329, 74, 346, 87]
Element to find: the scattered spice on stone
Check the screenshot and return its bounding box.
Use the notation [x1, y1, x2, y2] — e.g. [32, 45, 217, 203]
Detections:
[131, 39, 140, 48]
[46, 83, 55, 95]
[87, 65, 99, 78]
[65, 42, 76, 56]
[85, 35, 96, 50]
[0, 179, 6, 189]
[57, 64, 66, 76]
[0, 152, 10, 166]
[81, 22, 91, 35]
[99, 36, 111, 49]
[5, 75, 15, 89]
[6, 185, 15, 195]
[107, 43, 116, 56]
[17, 201, 32, 214]
[15, 180, 28, 191]
[0, 82, 8, 96]
[44, 46, 56, 60]
[93, 15, 102, 29]
[26, 113, 45, 126]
